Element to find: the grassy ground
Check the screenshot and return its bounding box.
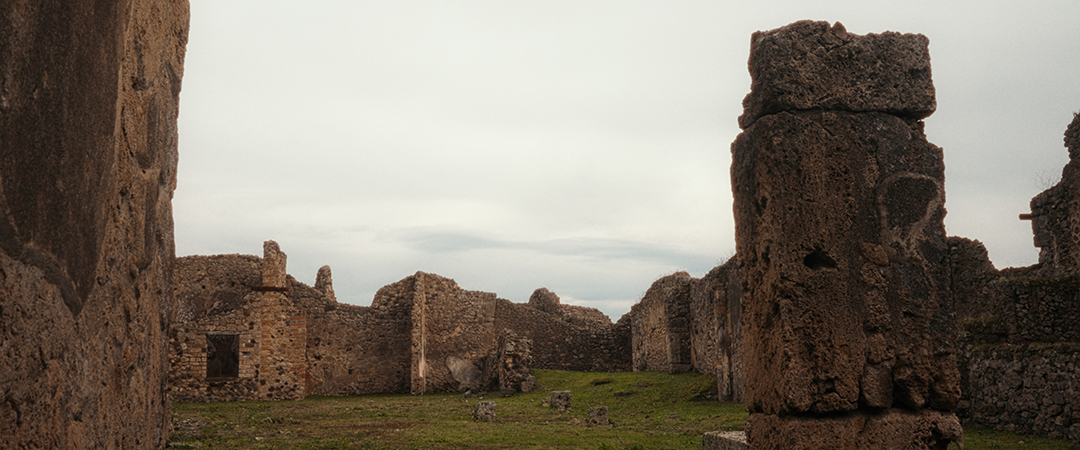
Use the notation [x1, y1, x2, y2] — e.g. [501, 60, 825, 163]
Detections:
[169, 370, 1074, 449]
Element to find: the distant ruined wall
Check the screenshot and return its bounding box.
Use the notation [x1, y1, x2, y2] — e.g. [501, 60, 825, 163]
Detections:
[1031, 114, 1080, 275]
[171, 257, 630, 398]
[950, 114, 1080, 445]
[631, 272, 693, 373]
[689, 258, 744, 403]
[169, 242, 309, 402]
[409, 272, 497, 395]
[1, 1, 188, 448]
[498, 294, 630, 373]
[305, 271, 411, 396]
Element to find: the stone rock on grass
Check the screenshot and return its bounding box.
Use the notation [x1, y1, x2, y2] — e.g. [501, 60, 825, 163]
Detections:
[587, 406, 609, 426]
[473, 401, 497, 422]
[550, 391, 572, 412]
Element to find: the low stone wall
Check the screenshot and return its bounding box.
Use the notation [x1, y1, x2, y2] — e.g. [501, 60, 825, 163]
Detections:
[959, 344, 1080, 444]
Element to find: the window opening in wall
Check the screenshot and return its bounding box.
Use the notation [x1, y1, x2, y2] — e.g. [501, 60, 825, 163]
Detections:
[206, 333, 240, 379]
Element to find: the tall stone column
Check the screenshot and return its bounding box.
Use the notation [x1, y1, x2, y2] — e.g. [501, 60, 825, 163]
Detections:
[256, 241, 307, 400]
[731, 21, 961, 449]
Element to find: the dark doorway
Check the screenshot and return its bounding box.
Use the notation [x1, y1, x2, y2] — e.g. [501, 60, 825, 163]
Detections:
[206, 334, 240, 379]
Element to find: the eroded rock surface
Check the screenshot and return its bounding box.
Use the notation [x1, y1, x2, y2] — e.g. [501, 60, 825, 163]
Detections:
[732, 21, 959, 449]
[0, 0, 188, 447]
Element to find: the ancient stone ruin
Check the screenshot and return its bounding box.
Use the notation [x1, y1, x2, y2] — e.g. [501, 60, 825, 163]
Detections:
[732, 21, 960, 448]
[168, 241, 631, 400]
[949, 112, 1080, 443]
[0, 1, 188, 448]
[627, 259, 744, 402]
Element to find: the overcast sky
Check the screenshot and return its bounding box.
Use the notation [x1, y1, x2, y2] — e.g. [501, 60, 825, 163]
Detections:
[174, 1, 1080, 320]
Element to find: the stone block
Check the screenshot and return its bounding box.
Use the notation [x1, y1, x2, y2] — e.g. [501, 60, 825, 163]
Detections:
[473, 401, 497, 422]
[550, 390, 572, 412]
[0, 0, 188, 447]
[702, 431, 748, 450]
[739, 21, 935, 129]
[587, 406, 609, 426]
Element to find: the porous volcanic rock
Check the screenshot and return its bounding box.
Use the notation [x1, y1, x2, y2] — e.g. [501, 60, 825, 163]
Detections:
[732, 21, 960, 449]
[739, 21, 935, 129]
[0, 0, 189, 447]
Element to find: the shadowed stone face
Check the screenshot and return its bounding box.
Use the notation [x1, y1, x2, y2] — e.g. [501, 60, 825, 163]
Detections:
[0, 0, 189, 447]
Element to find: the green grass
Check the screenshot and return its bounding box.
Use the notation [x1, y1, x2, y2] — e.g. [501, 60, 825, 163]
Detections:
[168, 370, 1075, 449]
[950, 426, 1076, 450]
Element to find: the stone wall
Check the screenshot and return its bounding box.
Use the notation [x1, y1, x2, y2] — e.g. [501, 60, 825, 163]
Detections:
[1030, 114, 1080, 275]
[959, 344, 1080, 442]
[498, 294, 631, 373]
[0, 1, 188, 447]
[624, 260, 743, 402]
[631, 272, 694, 373]
[409, 272, 498, 394]
[171, 252, 629, 398]
[305, 295, 412, 396]
[169, 242, 309, 401]
[948, 113, 1080, 446]
[689, 258, 744, 403]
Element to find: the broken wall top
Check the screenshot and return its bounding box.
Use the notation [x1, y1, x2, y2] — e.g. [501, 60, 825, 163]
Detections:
[739, 20, 935, 128]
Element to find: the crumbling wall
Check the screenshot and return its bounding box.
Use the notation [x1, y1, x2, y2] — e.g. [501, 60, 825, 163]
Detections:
[496, 295, 630, 373]
[169, 242, 308, 401]
[304, 271, 412, 396]
[631, 272, 694, 373]
[0, 1, 188, 447]
[951, 114, 1080, 445]
[689, 257, 744, 403]
[961, 344, 1080, 443]
[1030, 114, 1080, 274]
[733, 21, 960, 449]
[408, 272, 497, 394]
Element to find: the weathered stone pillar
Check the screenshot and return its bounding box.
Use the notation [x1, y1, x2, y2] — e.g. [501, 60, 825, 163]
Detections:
[256, 240, 307, 400]
[731, 21, 961, 449]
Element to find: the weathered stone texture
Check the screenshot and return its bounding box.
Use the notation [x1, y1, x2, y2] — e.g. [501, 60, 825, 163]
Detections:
[169, 243, 309, 402]
[1, 0, 188, 447]
[586, 406, 609, 426]
[735, 112, 957, 415]
[960, 345, 1080, 443]
[945, 119, 1080, 447]
[305, 301, 411, 396]
[1031, 113, 1080, 274]
[495, 297, 630, 374]
[410, 272, 497, 394]
[745, 409, 961, 450]
[631, 272, 693, 373]
[688, 258, 744, 402]
[550, 390, 572, 412]
[739, 21, 935, 129]
[473, 400, 497, 422]
[702, 431, 748, 450]
[732, 21, 959, 448]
